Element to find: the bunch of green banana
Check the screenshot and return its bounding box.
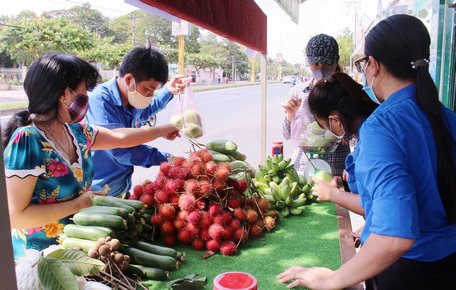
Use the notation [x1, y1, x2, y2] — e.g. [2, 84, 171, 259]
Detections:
[254, 155, 317, 217]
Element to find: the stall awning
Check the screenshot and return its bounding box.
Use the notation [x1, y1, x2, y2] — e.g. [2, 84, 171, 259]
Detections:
[139, 0, 267, 54]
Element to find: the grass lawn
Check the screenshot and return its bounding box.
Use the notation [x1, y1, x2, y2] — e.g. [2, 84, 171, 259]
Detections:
[0, 101, 28, 110]
[143, 202, 340, 290]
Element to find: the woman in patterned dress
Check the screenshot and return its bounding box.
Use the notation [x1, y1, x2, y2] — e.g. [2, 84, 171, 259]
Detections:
[2, 53, 181, 260]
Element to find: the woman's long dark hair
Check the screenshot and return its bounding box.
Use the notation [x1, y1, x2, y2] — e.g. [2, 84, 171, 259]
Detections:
[365, 14, 456, 223]
[2, 53, 100, 149]
[308, 72, 378, 136]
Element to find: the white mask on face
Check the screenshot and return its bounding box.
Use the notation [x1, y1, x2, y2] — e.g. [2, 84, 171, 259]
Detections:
[127, 78, 153, 109]
[328, 118, 345, 139]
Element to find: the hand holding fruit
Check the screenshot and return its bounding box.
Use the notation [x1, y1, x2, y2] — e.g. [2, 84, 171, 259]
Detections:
[282, 96, 302, 121]
[166, 75, 192, 94]
[311, 176, 338, 202]
[157, 124, 181, 140]
[76, 190, 106, 211]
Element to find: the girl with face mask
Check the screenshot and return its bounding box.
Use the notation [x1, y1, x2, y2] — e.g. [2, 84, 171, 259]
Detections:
[2, 53, 180, 260]
[278, 15, 456, 290]
[304, 72, 378, 216]
[282, 34, 350, 177]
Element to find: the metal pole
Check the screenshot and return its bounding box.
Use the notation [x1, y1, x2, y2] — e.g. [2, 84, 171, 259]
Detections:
[260, 54, 267, 164]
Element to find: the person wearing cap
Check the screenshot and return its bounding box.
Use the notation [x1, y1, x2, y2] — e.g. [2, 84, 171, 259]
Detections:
[282, 34, 350, 176]
[85, 47, 190, 197]
[278, 15, 456, 290]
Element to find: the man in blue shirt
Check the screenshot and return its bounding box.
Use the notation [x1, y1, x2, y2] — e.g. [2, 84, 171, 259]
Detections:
[85, 47, 189, 196]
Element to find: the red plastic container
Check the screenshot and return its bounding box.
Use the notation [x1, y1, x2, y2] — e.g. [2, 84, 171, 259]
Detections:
[213, 272, 258, 290]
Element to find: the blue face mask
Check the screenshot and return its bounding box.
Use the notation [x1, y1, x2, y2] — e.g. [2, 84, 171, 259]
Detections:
[361, 64, 381, 105]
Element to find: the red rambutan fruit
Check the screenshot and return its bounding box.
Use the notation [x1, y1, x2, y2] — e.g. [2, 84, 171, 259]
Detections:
[196, 200, 206, 210]
[201, 228, 210, 241]
[246, 209, 259, 224]
[234, 229, 248, 243]
[258, 198, 270, 212]
[154, 189, 169, 204]
[220, 241, 237, 256]
[160, 162, 172, 176]
[133, 184, 144, 197]
[191, 163, 204, 176]
[223, 227, 234, 241]
[139, 193, 154, 207]
[206, 239, 221, 252]
[264, 216, 276, 231]
[227, 198, 242, 209]
[212, 179, 226, 192]
[186, 223, 200, 236]
[184, 179, 199, 195]
[159, 203, 176, 220]
[217, 162, 232, 172]
[177, 229, 193, 244]
[200, 211, 212, 228]
[129, 194, 139, 200]
[249, 225, 262, 238]
[215, 167, 230, 180]
[230, 219, 241, 230]
[199, 180, 213, 197]
[192, 238, 205, 250]
[187, 210, 202, 225]
[161, 220, 175, 235]
[174, 218, 187, 231]
[143, 183, 155, 195]
[233, 208, 247, 221]
[173, 157, 185, 166]
[208, 224, 224, 240]
[208, 203, 222, 217]
[178, 210, 189, 221]
[205, 161, 218, 175]
[178, 194, 196, 212]
[150, 214, 163, 226]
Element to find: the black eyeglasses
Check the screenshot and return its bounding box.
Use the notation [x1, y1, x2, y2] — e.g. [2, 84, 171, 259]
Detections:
[141, 115, 157, 127]
[354, 56, 369, 73]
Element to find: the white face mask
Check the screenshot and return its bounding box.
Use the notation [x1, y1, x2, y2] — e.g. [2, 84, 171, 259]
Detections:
[127, 79, 153, 109]
[328, 118, 345, 139]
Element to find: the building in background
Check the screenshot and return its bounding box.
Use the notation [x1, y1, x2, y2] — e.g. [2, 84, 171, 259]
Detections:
[351, 0, 455, 110]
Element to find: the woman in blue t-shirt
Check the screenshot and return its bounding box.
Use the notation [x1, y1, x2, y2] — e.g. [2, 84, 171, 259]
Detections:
[2, 53, 181, 260]
[278, 14, 456, 289]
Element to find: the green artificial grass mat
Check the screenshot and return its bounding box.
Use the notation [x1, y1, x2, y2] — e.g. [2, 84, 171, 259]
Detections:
[143, 202, 340, 290]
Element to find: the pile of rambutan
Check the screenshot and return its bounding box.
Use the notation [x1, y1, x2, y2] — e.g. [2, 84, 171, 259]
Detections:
[129, 149, 279, 256]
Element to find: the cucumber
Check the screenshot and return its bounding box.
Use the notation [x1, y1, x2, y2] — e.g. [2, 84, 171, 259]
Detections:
[63, 224, 112, 241]
[206, 139, 237, 154]
[126, 264, 169, 281]
[225, 150, 247, 161]
[209, 151, 232, 163]
[62, 237, 97, 252]
[92, 196, 135, 213]
[80, 205, 129, 218]
[115, 198, 144, 211]
[134, 241, 178, 258]
[124, 247, 177, 271]
[73, 212, 127, 230]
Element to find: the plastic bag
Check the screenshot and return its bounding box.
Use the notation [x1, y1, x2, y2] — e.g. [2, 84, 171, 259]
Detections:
[170, 85, 203, 139]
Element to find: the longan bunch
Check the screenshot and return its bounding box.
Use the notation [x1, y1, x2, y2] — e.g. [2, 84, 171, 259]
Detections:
[88, 237, 130, 271]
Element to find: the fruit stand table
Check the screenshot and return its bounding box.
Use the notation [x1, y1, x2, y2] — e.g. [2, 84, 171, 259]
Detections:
[144, 202, 362, 290]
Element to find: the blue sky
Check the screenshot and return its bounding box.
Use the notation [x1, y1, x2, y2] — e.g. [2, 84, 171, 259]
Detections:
[3, 0, 355, 64]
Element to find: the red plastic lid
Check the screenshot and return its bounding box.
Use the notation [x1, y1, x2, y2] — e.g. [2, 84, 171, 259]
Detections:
[272, 141, 283, 145]
[213, 272, 258, 290]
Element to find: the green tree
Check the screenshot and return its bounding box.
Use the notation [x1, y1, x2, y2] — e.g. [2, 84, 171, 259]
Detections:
[336, 28, 354, 71]
[42, 3, 114, 39]
[186, 53, 219, 79]
[0, 17, 95, 66]
[79, 37, 131, 69]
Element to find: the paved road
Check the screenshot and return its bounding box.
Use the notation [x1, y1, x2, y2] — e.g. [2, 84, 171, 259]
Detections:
[131, 83, 295, 185]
